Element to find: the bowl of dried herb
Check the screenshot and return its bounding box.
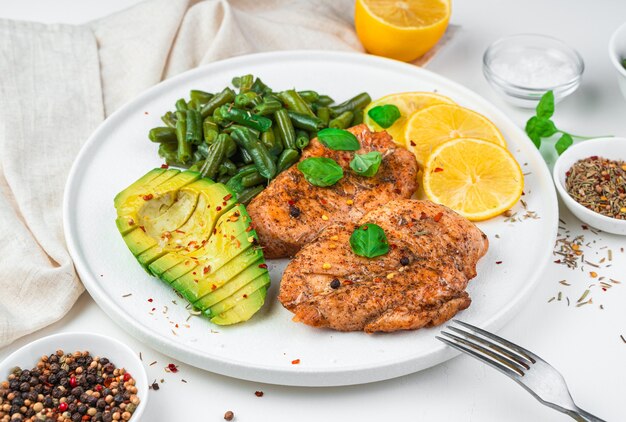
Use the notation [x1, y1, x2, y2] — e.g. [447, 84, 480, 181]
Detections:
[553, 137, 626, 235]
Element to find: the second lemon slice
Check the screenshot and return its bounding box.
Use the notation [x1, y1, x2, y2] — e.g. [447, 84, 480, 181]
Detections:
[364, 92, 455, 147]
[405, 103, 507, 167]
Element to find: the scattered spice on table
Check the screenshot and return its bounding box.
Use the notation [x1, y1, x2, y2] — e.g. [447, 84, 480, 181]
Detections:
[149, 380, 159, 391]
[565, 156, 626, 220]
[224, 410, 234, 421]
[0, 350, 140, 421]
[254, 391, 264, 397]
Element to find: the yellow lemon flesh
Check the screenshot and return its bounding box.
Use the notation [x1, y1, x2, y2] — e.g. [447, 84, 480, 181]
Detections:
[355, 0, 451, 62]
[363, 92, 455, 147]
[423, 138, 524, 221]
[405, 103, 507, 167]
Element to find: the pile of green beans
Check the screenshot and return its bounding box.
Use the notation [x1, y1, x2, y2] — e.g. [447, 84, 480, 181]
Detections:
[148, 74, 371, 203]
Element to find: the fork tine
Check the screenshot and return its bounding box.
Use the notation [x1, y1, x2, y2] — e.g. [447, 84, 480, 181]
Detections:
[436, 335, 521, 379]
[440, 331, 526, 375]
[452, 320, 537, 363]
[446, 326, 532, 368]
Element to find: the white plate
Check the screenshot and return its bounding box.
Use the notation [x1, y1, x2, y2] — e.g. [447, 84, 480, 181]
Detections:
[64, 51, 558, 387]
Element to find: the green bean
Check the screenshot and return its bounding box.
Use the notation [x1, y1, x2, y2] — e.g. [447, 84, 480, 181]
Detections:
[277, 148, 300, 172]
[224, 135, 237, 157]
[351, 108, 364, 126]
[232, 74, 253, 93]
[329, 111, 354, 129]
[242, 170, 265, 187]
[199, 134, 229, 179]
[200, 87, 236, 118]
[274, 109, 296, 150]
[149, 127, 177, 143]
[235, 92, 260, 108]
[272, 125, 285, 151]
[221, 159, 237, 176]
[217, 175, 231, 184]
[251, 77, 271, 95]
[158, 142, 177, 161]
[175, 118, 192, 163]
[219, 105, 272, 133]
[277, 90, 315, 117]
[190, 90, 213, 105]
[316, 95, 334, 106]
[237, 185, 264, 204]
[236, 164, 257, 174]
[261, 127, 283, 156]
[252, 98, 282, 116]
[226, 165, 258, 193]
[188, 160, 204, 172]
[161, 111, 177, 128]
[175, 110, 186, 122]
[295, 130, 309, 150]
[329, 92, 371, 116]
[223, 124, 260, 139]
[197, 142, 210, 158]
[192, 150, 204, 163]
[231, 127, 277, 179]
[316, 107, 330, 127]
[175, 98, 188, 112]
[297, 90, 320, 103]
[203, 117, 219, 144]
[287, 111, 324, 132]
[239, 147, 253, 164]
[185, 109, 202, 145]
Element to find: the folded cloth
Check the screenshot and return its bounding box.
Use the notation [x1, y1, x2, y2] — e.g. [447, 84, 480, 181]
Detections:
[0, 0, 451, 347]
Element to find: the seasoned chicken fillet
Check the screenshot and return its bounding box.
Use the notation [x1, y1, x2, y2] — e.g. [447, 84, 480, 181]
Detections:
[279, 200, 489, 333]
[247, 124, 418, 259]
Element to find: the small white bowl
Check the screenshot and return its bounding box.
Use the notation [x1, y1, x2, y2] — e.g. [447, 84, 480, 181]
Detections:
[0, 332, 148, 420]
[609, 22, 626, 100]
[553, 137, 626, 235]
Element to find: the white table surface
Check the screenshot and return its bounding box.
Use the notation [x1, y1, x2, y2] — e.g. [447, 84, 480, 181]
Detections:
[1, 1, 625, 421]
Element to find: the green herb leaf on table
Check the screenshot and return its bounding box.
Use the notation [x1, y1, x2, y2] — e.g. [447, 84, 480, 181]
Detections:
[555, 133, 573, 155]
[367, 104, 401, 129]
[350, 151, 382, 177]
[317, 128, 360, 151]
[350, 223, 389, 259]
[535, 90, 555, 119]
[525, 116, 557, 148]
[297, 157, 344, 187]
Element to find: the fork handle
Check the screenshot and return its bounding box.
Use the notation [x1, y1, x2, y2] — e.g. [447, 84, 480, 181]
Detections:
[569, 407, 606, 422]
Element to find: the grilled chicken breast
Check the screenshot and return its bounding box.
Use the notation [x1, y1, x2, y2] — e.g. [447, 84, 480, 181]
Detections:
[247, 124, 418, 259]
[279, 200, 488, 332]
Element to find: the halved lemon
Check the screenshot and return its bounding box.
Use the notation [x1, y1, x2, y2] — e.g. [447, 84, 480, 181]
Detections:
[422, 138, 523, 221]
[364, 92, 455, 147]
[405, 103, 507, 167]
[355, 0, 451, 62]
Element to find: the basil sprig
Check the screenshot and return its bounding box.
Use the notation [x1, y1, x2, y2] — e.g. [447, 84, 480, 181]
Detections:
[367, 104, 401, 129]
[297, 157, 343, 187]
[317, 128, 360, 151]
[525, 90, 606, 155]
[349, 223, 389, 258]
[350, 151, 382, 177]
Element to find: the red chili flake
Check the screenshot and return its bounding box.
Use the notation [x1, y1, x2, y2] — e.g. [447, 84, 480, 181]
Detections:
[243, 294, 248, 298]
[222, 201, 227, 206]
[434, 212, 443, 222]
[211, 284, 217, 290]
[496, 261, 503, 264]
[288, 199, 296, 205]
[394, 188, 401, 194]
[554, 259, 562, 264]
[590, 155, 598, 160]
[148, 298, 153, 303]
[362, 225, 369, 231]
[58, 402, 68, 412]
[160, 164, 169, 169]
[420, 212, 428, 220]
[602, 288, 607, 292]
[128, 219, 135, 226]
[581, 225, 589, 230]
[245, 226, 253, 232]
[175, 230, 185, 234]
[167, 363, 178, 373]
[291, 359, 300, 365]
[343, 280, 354, 285]
[255, 391, 264, 397]
[139, 225, 146, 232]
[175, 324, 179, 328]
[123, 373, 131, 382]
[192, 272, 197, 275]
[409, 140, 416, 146]
[258, 263, 268, 269]
[216, 206, 222, 211]
[203, 266, 211, 274]
[82, 415, 91, 421]
[434, 167, 444, 173]
[320, 198, 327, 205]
[151, 307, 156, 312]
[193, 279, 198, 284]
[95, 385, 103, 392]
[224, 193, 233, 201]
[103, 378, 113, 388]
[69, 377, 77, 388]
[142, 194, 154, 201]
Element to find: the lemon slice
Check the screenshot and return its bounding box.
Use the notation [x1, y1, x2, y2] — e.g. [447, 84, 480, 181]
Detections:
[364, 92, 455, 147]
[423, 138, 523, 221]
[405, 103, 507, 167]
[355, 0, 451, 62]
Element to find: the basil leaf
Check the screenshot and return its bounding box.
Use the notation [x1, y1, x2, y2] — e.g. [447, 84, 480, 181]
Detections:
[536, 90, 555, 120]
[555, 133, 573, 155]
[297, 157, 344, 187]
[525, 116, 557, 148]
[349, 223, 389, 259]
[367, 104, 401, 129]
[350, 151, 382, 177]
[317, 128, 360, 151]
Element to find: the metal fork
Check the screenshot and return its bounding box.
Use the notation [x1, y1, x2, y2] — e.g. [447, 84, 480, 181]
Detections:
[436, 320, 605, 422]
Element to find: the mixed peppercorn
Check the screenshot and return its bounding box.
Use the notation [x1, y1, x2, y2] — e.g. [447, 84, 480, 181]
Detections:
[0, 351, 140, 422]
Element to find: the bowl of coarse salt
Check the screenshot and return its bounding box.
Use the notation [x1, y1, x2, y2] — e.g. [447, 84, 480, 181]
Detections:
[483, 34, 584, 108]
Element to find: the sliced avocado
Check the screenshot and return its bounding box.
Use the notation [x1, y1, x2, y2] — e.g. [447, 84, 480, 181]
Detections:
[114, 168, 270, 325]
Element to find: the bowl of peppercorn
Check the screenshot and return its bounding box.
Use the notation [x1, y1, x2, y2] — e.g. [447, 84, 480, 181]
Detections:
[0, 332, 148, 421]
[553, 137, 626, 235]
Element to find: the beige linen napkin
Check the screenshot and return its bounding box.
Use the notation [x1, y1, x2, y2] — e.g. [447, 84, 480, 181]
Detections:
[0, 0, 362, 347]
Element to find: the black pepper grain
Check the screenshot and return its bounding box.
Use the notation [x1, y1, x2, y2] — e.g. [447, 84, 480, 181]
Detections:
[289, 204, 301, 218]
[330, 279, 341, 289]
[400, 257, 409, 266]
